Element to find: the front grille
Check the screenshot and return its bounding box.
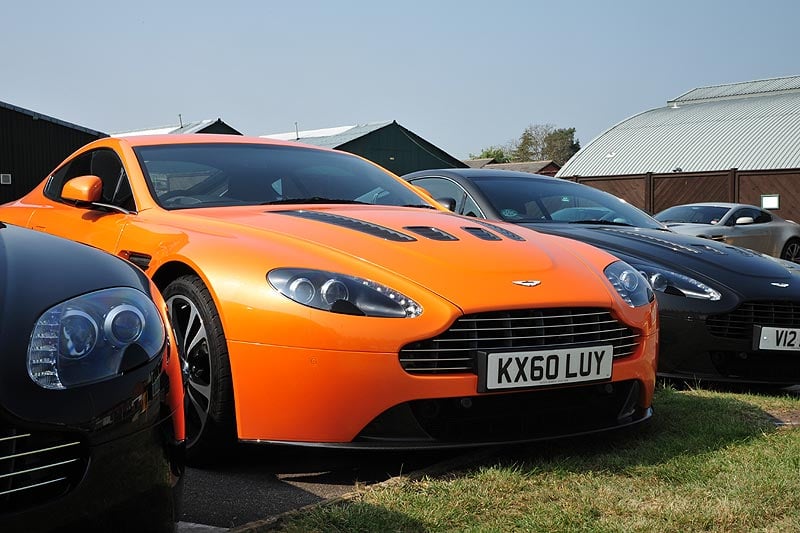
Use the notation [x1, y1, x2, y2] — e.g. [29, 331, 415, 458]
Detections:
[0, 425, 87, 514]
[400, 308, 640, 374]
[707, 301, 800, 340]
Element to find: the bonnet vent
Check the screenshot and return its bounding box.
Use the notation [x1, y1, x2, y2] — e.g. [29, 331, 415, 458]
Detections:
[275, 210, 416, 241]
[403, 226, 458, 241]
[472, 220, 526, 241]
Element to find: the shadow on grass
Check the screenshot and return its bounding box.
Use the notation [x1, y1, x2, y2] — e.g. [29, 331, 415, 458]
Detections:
[483, 385, 785, 474]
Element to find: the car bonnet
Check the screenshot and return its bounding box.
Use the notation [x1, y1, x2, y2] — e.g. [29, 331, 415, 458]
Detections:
[176, 205, 622, 312]
[524, 224, 794, 282]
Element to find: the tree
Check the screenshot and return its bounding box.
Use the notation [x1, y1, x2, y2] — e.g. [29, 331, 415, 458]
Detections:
[543, 127, 581, 165]
[510, 124, 553, 162]
[469, 146, 511, 163]
[472, 123, 581, 165]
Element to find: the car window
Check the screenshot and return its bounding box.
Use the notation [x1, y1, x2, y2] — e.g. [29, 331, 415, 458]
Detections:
[730, 207, 770, 224]
[655, 205, 730, 224]
[409, 177, 469, 214]
[469, 176, 663, 228]
[135, 143, 429, 210]
[45, 149, 135, 211]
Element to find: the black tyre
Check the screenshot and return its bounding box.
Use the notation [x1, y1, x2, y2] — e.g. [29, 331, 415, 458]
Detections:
[781, 238, 800, 263]
[164, 275, 236, 462]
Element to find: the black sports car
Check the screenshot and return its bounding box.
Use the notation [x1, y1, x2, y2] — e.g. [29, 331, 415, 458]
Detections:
[0, 222, 184, 532]
[404, 169, 800, 385]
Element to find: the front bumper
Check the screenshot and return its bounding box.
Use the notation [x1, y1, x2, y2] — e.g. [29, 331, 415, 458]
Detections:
[659, 307, 800, 384]
[227, 328, 657, 446]
[0, 413, 183, 533]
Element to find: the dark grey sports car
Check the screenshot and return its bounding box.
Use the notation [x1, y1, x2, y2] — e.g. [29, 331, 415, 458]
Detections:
[404, 169, 800, 385]
[0, 222, 184, 532]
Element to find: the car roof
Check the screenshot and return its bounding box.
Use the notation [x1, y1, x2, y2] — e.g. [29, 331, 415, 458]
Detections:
[404, 168, 558, 181]
[113, 133, 326, 151]
[669, 202, 756, 210]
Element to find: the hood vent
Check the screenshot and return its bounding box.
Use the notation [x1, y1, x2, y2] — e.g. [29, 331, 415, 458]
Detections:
[602, 228, 700, 254]
[404, 226, 458, 241]
[275, 210, 416, 241]
[472, 220, 526, 241]
[462, 226, 502, 241]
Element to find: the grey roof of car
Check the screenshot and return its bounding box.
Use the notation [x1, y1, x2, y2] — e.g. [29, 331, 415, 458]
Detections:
[556, 75, 800, 177]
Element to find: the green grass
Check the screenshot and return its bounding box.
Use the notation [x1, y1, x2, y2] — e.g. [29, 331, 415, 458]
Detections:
[268, 385, 800, 533]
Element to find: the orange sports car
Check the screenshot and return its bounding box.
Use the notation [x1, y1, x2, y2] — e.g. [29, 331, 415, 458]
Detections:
[0, 135, 658, 461]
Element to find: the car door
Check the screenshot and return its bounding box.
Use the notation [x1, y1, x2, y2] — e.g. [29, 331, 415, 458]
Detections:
[27, 148, 134, 253]
[721, 207, 773, 252]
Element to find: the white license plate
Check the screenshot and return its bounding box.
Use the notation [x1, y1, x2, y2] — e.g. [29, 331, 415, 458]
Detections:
[484, 345, 613, 390]
[757, 326, 800, 351]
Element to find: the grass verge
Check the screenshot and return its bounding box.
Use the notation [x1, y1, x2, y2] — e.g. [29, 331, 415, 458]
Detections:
[262, 384, 799, 532]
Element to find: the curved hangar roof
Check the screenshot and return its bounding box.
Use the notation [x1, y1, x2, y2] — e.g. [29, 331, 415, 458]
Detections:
[557, 75, 800, 177]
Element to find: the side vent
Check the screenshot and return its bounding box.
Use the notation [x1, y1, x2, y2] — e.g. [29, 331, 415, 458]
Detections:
[403, 226, 458, 241]
[122, 251, 153, 270]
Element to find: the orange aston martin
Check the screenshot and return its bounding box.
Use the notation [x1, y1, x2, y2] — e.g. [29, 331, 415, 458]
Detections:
[0, 135, 658, 461]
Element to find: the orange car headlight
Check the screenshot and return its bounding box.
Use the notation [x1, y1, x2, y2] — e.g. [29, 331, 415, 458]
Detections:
[28, 288, 167, 389]
[268, 268, 423, 318]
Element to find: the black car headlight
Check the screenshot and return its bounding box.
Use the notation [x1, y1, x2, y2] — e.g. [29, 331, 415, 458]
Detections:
[28, 288, 167, 390]
[630, 262, 722, 301]
[268, 268, 422, 318]
[604, 261, 655, 307]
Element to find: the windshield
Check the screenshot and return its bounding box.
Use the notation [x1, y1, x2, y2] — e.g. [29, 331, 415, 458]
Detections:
[134, 143, 431, 210]
[654, 205, 730, 224]
[470, 176, 665, 229]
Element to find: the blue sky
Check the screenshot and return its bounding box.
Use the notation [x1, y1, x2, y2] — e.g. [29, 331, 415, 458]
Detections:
[3, 1, 799, 159]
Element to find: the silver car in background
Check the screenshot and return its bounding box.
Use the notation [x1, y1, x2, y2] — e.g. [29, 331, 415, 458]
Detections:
[654, 202, 800, 263]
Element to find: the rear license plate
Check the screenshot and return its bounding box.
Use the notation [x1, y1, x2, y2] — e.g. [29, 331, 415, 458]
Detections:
[480, 345, 613, 391]
[756, 326, 800, 351]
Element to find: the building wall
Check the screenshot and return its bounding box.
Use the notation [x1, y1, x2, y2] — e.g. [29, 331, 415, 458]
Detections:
[337, 124, 465, 175]
[0, 106, 104, 203]
[568, 168, 800, 221]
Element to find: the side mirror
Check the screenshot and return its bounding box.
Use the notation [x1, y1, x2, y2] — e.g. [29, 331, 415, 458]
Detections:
[62, 175, 103, 203]
[734, 216, 754, 225]
[436, 197, 457, 212]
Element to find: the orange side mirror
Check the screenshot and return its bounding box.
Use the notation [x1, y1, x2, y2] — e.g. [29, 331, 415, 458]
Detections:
[62, 175, 103, 203]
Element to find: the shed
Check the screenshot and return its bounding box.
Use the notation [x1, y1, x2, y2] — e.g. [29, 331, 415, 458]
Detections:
[555, 75, 800, 220]
[112, 118, 242, 137]
[463, 158, 561, 176]
[262, 120, 466, 175]
[0, 101, 106, 203]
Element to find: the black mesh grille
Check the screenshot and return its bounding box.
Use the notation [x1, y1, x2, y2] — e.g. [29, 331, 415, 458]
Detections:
[403, 226, 458, 241]
[707, 301, 800, 339]
[400, 308, 639, 374]
[461, 226, 502, 241]
[276, 210, 416, 241]
[0, 424, 87, 514]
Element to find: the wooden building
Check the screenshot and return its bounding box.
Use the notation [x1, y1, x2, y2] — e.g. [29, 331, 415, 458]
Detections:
[556, 76, 800, 221]
[464, 158, 561, 177]
[0, 101, 106, 203]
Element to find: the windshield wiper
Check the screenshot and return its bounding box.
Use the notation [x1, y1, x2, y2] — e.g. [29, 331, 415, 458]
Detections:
[403, 204, 438, 209]
[568, 219, 634, 227]
[261, 197, 368, 205]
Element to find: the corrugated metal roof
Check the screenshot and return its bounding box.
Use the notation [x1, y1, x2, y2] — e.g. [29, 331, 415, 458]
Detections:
[557, 80, 800, 177]
[671, 75, 800, 103]
[0, 100, 107, 137]
[261, 121, 393, 148]
[111, 119, 229, 136]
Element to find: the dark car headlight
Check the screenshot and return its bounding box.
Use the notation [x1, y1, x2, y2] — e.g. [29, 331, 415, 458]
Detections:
[268, 268, 422, 318]
[28, 288, 167, 390]
[630, 262, 721, 301]
[604, 261, 655, 307]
